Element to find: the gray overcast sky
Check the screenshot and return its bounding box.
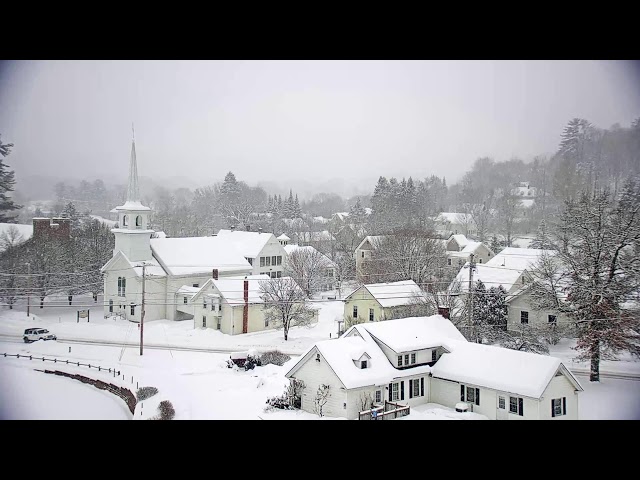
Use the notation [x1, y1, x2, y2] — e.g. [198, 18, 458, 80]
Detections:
[1, 60, 639, 191]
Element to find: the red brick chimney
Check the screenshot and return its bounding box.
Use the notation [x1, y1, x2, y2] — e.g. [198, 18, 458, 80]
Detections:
[243, 277, 249, 334]
[212, 269, 219, 280]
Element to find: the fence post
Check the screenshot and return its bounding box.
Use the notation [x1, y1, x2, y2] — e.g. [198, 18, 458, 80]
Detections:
[17, 354, 20, 359]
[29, 356, 32, 360]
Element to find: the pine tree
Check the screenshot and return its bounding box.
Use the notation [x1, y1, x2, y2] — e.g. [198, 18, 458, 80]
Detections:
[489, 234, 502, 254]
[0, 134, 21, 222]
[529, 219, 550, 249]
[294, 194, 302, 218]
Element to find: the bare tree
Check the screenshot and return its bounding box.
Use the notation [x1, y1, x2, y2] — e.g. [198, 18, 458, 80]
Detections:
[284, 246, 334, 297]
[455, 212, 477, 238]
[313, 384, 330, 417]
[358, 391, 375, 411]
[496, 189, 520, 247]
[0, 225, 24, 251]
[259, 276, 318, 341]
[467, 201, 494, 243]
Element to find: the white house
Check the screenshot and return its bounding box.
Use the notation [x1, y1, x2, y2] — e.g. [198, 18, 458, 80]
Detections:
[354, 235, 388, 279]
[283, 243, 337, 292]
[215, 228, 287, 278]
[285, 315, 583, 420]
[445, 234, 494, 267]
[343, 280, 426, 323]
[434, 212, 477, 237]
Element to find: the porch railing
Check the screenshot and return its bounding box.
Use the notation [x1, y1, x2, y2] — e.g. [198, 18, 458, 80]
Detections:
[358, 400, 410, 420]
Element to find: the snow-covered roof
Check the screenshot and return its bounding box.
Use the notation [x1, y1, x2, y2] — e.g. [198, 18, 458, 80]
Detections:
[352, 315, 468, 352]
[176, 285, 200, 296]
[452, 263, 523, 293]
[100, 250, 167, 277]
[152, 231, 167, 239]
[277, 233, 290, 241]
[364, 207, 372, 215]
[215, 229, 276, 257]
[450, 234, 469, 248]
[355, 235, 388, 251]
[111, 200, 151, 212]
[0, 223, 33, 251]
[333, 212, 350, 221]
[312, 216, 329, 223]
[150, 236, 253, 276]
[431, 340, 583, 398]
[351, 280, 425, 308]
[283, 244, 335, 267]
[436, 212, 473, 224]
[519, 198, 535, 208]
[213, 274, 271, 304]
[288, 325, 433, 389]
[486, 247, 555, 271]
[296, 230, 334, 242]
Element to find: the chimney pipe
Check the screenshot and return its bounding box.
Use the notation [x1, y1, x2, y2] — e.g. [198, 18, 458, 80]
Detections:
[243, 277, 249, 334]
[246, 224, 251, 232]
[212, 269, 219, 280]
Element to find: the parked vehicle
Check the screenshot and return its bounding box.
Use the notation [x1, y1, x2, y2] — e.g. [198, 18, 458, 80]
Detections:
[23, 328, 57, 343]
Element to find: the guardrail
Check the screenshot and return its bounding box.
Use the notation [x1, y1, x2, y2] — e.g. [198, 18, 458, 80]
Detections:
[2, 352, 122, 377]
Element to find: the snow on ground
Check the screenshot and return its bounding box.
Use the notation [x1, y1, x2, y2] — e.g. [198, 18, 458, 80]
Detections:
[548, 338, 640, 376]
[1, 292, 639, 420]
[400, 403, 487, 420]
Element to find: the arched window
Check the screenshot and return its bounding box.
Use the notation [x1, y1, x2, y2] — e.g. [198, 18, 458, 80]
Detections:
[118, 277, 126, 296]
[122, 215, 128, 227]
[136, 215, 142, 227]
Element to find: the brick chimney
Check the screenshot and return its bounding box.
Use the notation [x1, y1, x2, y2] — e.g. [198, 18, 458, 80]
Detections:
[212, 269, 219, 280]
[243, 277, 249, 334]
[246, 224, 251, 232]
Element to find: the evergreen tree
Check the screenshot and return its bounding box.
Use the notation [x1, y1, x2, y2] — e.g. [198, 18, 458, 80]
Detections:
[294, 194, 302, 218]
[0, 134, 21, 222]
[489, 234, 502, 254]
[529, 219, 551, 249]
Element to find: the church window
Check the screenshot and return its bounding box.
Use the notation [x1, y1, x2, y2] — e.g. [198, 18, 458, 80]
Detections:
[136, 215, 142, 227]
[122, 215, 128, 227]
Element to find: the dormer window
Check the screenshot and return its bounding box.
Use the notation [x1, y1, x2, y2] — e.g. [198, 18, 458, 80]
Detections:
[361, 360, 368, 369]
[316, 353, 320, 362]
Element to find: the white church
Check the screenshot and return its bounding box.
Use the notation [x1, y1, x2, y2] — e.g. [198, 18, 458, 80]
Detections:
[100, 134, 287, 331]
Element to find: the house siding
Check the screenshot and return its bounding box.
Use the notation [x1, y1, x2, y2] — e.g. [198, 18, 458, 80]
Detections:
[291, 350, 348, 418]
[539, 373, 580, 420]
[507, 291, 570, 331]
[255, 239, 287, 276]
[344, 287, 383, 323]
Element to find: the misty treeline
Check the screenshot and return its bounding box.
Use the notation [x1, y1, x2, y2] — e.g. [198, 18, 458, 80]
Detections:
[0, 216, 114, 309]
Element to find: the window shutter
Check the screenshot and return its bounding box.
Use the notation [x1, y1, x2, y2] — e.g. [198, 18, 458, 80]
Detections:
[460, 384, 465, 401]
[401, 381, 404, 401]
[475, 388, 480, 406]
[518, 398, 523, 416]
[421, 377, 424, 397]
[389, 383, 392, 401]
[563, 397, 566, 415]
[409, 379, 413, 398]
[551, 400, 555, 417]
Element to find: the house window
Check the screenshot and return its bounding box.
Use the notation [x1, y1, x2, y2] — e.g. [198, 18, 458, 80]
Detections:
[413, 379, 420, 397]
[260, 257, 265, 267]
[411, 353, 416, 364]
[498, 396, 505, 409]
[361, 251, 365, 258]
[466, 387, 475, 404]
[462, 385, 480, 406]
[265, 317, 269, 327]
[193, 283, 199, 288]
[202, 316, 206, 328]
[447, 258, 452, 266]
[316, 353, 320, 362]
[510, 396, 523, 416]
[109, 300, 113, 313]
[432, 349, 437, 362]
[276, 271, 282, 278]
[136, 215, 142, 227]
[548, 315, 557, 324]
[277, 256, 282, 265]
[375, 390, 381, 403]
[211, 303, 215, 311]
[353, 306, 358, 319]
[369, 308, 374, 322]
[478, 258, 483, 264]
[265, 257, 271, 267]
[521, 311, 529, 324]
[118, 277, 126, 296]
[272, 255, 277, 265]
[122, 215, 128, 227]
[204, 299, 207, 309]
[130, 304, 135, 316]
[216, 319, 220, 330]
[218, 304, 222, 311]
[184, 297, 188, 304]
[361, 360, 368, 369]
[392, 383, 399, 401]
[552, 398, 566, 417]
[404, 354, 409, 365]
[397, 355, 402, 367]
[270, 272, 277, 278]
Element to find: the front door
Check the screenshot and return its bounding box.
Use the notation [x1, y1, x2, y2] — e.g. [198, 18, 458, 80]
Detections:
[497, 394, 508, 420]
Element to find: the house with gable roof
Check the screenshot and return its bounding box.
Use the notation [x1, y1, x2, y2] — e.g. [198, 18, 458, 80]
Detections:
[215, 228, 287, 278]
[284, 315, 583, 420]
[343, 280, 426, 323]
[445, 234, 495, 267]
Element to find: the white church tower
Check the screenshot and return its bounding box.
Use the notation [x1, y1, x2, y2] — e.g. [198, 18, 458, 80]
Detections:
[111, 128, 154, 261]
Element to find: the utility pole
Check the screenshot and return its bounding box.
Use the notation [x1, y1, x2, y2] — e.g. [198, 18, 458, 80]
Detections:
[140, 263, 146, 356]
[467, 253, 474, 342]
[26, 262, 31, 317]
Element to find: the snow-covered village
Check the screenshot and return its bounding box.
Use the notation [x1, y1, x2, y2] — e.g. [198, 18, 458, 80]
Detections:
[1, 60, 639, 421]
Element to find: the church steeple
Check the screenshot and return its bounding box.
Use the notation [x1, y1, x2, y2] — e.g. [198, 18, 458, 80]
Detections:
[127, 124, 140, 203]
[110, 127, 154, 262]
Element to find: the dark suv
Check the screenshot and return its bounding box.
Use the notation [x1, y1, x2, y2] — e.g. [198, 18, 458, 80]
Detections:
[23, 328, 57, 343]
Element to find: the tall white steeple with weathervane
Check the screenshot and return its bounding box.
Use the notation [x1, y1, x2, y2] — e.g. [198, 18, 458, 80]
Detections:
[110, 125, 154, 261]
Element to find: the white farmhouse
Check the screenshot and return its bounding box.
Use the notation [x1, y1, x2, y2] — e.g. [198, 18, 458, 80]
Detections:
[434, 212, 477, 237]
[215, 228, 287, 278]
[285, 315, 583, 420]
[445, 234, 494, 267]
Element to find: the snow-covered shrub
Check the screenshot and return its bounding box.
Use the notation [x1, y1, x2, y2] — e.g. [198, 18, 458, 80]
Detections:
[244, 353, 262, 371]
[157, 400, 175, 420]
[136, 386, 158, 401]
[259, 350, 291, 366]
[344, 315, 364, 329]
[265, 394, 295, 410]
[264, 378, 305, 410]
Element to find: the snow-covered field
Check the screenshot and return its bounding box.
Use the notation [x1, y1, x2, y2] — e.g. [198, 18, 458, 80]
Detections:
[1, 293, 638, 420]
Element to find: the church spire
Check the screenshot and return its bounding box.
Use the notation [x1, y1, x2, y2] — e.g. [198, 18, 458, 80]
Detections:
[127, 123, 140, 203]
